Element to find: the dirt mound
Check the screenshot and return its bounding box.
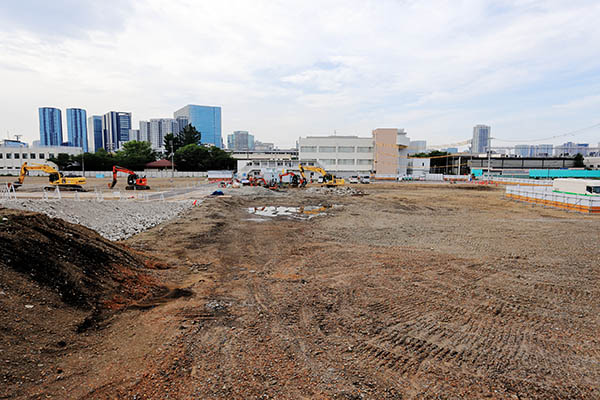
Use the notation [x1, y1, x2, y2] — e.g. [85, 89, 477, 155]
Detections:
[0, 209, 168, 398]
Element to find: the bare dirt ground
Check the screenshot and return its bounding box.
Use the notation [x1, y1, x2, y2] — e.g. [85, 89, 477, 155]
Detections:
[3, 183, 599, 399]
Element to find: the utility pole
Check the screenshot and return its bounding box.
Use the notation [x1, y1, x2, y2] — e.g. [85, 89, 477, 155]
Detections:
[14, 135, 23, 167]
[170, 140, 174, 180]
[487, 134, 492, 181]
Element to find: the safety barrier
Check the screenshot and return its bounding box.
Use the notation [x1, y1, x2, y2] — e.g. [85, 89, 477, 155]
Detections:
[505, 185, 600, 214]
[487, 177, 553, 186]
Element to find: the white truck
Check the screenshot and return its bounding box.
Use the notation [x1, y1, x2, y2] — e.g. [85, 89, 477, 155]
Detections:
[552, 178, 600, 196]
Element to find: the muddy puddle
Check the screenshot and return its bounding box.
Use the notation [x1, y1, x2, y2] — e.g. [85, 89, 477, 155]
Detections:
[246, 205, 338, 220]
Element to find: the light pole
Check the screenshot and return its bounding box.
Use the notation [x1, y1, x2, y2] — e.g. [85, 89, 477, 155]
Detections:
[486, 134, 492, 181]
[169, 140, 174, 180]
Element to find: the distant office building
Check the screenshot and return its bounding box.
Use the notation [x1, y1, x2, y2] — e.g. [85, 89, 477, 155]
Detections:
[128, 129, 140, 142]
[254, 140, 275, 151]
[102, 111, 131, 151]
[227, 131, 255, 151]
[471, 124, 491, 154]
[139, 121, 150, 143]
[298, 135, 374, 178]
[408, 140, 427, 155]
[535, 144, 553, 157]
[173, 104, 222, 148]
[372, 128, 410, 178]
[1, 139, 28, 148]
[66, 108, 88, 151]
[557, 142, 589, 156]
[175, 116, 189, 132]
[514, 144, 533, 157]
[39, 107, 63, 146]
[87, 115, 103, 152]
[145, 118, 180, 151]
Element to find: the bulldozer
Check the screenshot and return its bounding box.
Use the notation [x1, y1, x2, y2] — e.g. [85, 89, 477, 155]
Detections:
[13, 162, 87, 191]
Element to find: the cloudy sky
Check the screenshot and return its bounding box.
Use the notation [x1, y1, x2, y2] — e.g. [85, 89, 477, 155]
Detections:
[1, 0, 600, 149]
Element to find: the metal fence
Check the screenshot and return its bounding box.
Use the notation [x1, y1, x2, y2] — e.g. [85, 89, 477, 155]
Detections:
[490, 177, 553, 186]
[505, 185, 600, 213]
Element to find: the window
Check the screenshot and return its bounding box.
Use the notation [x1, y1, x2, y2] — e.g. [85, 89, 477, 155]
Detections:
[6, 153, 11, 159]
[14, 153, 20, 159]
[39, 153, 45, 159]
[49, 153, 55, 158]
[318, 159, 336, 165]
[357, 159, 372, 165]
[0, 153, 3, 159]
[357, 146, 373, 153]
[587, 186, 600, 194]
[337, 146, 355, 153]
[337, 159, 355, 165]
[22, 153, 28, 159]
[30, 153, 36, 159]
[319, 146, 336, 153]
[300, 146, 317, 152]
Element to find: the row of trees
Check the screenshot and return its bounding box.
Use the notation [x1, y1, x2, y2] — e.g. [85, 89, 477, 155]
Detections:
[50, 125, 235, 171]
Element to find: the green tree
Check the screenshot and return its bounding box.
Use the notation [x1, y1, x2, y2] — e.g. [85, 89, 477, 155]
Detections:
[174, 144, 209, 171]
[163, 125, 202, 155]
[163, 133, 180, 155]
[115, 141, 157, 170]
[206, 146, 236, 170]
[574, 153, 584, 168]
[48, 153, 72, 170]
[178, 124, 201, 146]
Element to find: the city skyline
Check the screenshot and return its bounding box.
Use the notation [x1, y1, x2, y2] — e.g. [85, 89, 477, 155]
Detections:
[2, 1, 600, 148]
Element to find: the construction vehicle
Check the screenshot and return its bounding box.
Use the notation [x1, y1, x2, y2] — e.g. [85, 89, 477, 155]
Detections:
[13, 162, 87, 191]
[109, 165, 150, 190]
[278, 171, 305, 187]
[298, 164, 345, 187]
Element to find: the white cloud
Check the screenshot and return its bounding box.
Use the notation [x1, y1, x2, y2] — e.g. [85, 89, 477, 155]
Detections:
[1, 0, 600, 146]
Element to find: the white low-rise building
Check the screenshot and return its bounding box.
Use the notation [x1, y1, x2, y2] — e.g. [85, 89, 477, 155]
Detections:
[298, 136, 374, 178]
[0, 143, 82, 174]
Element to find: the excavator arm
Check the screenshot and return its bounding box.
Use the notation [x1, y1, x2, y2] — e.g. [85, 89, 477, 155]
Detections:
[109, 165, 150, 190]
[14, 162, 86, 191]
[298, 164, 344, 187]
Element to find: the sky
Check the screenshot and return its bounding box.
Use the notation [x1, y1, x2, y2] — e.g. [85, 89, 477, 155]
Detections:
[1, 0, 600, 149]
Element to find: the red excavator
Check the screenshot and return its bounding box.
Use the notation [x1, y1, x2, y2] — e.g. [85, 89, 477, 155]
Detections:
[278, 171, 305, 187]
[108, 165, 150, 190]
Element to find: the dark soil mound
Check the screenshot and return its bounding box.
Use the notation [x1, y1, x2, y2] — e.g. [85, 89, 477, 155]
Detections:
[0, 209, 164, 313]
[0, 209, 167, 398]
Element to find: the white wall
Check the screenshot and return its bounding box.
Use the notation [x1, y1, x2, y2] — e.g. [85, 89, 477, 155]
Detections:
[0, 145, 82, 173]
[298, 136, 373, 177]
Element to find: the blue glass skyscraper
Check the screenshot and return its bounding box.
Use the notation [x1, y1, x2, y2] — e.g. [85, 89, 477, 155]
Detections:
[87, 115, 103, 152]
[173, 105, 222, 148]
[66, 108, 88, 151]
[39, 107, 63, 146]
[102, 111, 132, 151]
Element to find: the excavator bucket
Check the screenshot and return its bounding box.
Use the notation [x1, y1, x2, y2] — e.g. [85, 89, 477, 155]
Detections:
[109, 179, 117, 189]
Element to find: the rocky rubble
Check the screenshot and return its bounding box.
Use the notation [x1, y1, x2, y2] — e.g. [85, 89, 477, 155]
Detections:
[305, 186, 365, 196]
[0, 199, 192, 241]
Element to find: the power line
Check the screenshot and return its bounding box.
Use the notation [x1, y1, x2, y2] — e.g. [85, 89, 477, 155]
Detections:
[493, 122, 600, 143]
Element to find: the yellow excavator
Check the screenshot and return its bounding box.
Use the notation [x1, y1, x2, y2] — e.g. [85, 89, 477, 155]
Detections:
[13, 162, 87, 191]
[298, 164, 345, 187]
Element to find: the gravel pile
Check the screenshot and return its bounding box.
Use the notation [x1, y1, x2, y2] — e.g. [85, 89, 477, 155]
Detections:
[305, 186, 365, 196]
[0, 199, 192, 241]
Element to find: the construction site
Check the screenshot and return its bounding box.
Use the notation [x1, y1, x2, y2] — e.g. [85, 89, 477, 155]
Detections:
[1, 169, 599, 400]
